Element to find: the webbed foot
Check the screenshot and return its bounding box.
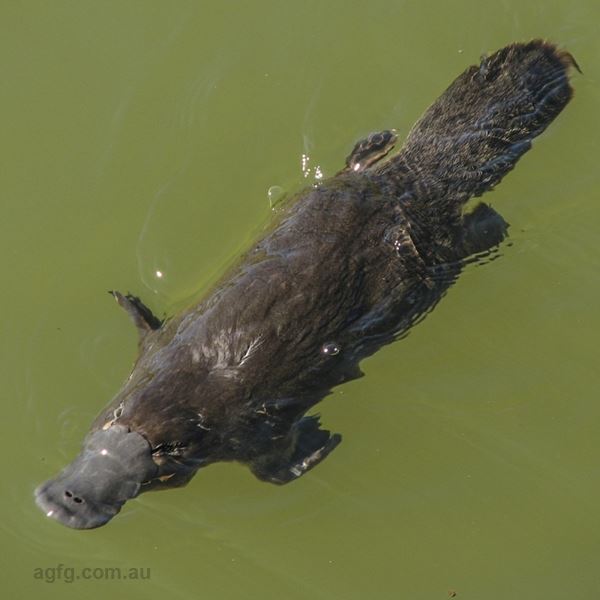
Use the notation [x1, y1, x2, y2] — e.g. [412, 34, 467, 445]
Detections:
[110, 291, 162, 341]
[457, 203, 509, 258]
[343, 129, 397, 173]
[250, 416, 341, 484]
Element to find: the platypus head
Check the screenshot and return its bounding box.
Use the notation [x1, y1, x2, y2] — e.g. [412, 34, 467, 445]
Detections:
[34, 424, 158, 529]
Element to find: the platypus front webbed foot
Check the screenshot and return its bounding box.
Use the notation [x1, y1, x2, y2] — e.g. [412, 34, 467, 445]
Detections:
[110, 291, 163, 341]
[249, 416, 342, 484]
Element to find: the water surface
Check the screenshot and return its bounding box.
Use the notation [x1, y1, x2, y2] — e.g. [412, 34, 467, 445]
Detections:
[2, 1, 599, 598]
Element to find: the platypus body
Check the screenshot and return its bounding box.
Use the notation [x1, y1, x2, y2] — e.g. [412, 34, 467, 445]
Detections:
[35, 41, 576, 528]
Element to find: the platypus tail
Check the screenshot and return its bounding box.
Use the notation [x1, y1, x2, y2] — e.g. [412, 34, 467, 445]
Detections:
[377, 40, 577, 213]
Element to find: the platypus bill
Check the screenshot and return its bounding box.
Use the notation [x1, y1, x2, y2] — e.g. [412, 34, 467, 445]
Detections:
[35, 41, 577, 529]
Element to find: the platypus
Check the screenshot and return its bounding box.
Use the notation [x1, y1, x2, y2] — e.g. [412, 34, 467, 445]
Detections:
[35, 40, 576, 529]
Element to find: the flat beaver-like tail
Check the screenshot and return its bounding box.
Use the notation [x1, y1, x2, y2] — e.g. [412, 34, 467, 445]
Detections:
[377, 40, 577, 212]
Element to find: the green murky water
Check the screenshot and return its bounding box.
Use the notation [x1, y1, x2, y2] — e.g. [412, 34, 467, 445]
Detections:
[2, 1, 599, 598]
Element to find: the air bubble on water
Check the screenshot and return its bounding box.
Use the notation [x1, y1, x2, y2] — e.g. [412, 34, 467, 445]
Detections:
[267, 185, 286, 209]
[301, 153, 324, 181]
[321, 342, 341, 356]
[301, 153, 311, 178]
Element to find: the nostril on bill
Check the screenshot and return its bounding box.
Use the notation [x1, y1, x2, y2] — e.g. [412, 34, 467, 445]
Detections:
[64, 490, 84, 504]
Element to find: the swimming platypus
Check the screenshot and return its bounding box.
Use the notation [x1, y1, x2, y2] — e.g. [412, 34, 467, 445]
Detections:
[35, 41, 576, 529]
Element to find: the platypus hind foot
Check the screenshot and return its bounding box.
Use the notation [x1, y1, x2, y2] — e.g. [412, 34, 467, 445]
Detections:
[457, 202, 510, 258]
